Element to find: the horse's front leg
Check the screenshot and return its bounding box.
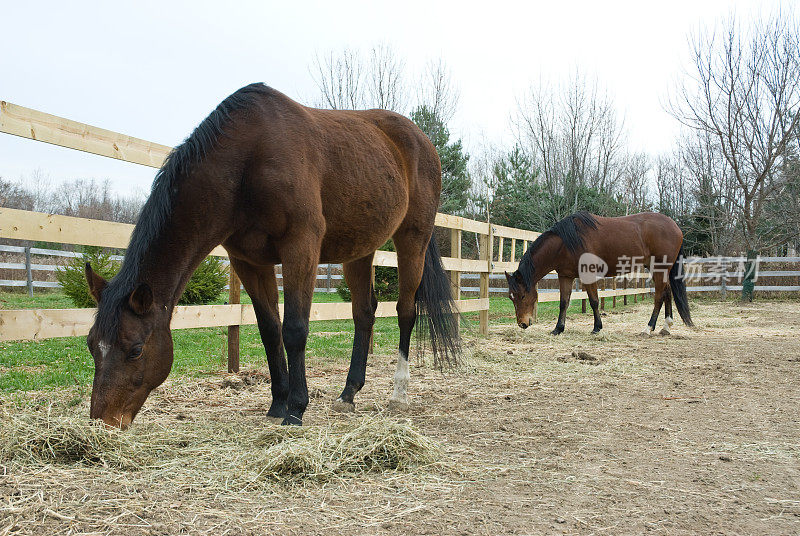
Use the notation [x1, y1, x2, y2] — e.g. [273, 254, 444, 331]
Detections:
[278, 239, 322, 426]
[551, 275, 573, 335]
[334, 254, 377, 413]
[229, 259, 288, 420]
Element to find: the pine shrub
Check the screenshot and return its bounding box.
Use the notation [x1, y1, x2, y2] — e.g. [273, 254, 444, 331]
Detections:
[57, 249, 229, 307]
[178, 257, 229, 305]
[56, 247, 120, 308]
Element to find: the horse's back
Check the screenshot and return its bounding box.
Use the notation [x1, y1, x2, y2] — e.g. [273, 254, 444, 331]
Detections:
[587, 213, 683, 274]
[232, 88, 440, 264]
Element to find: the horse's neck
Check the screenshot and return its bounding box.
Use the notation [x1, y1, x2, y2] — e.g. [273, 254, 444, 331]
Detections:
[134, 206, 228, 309]
[529, 236, 561, 282]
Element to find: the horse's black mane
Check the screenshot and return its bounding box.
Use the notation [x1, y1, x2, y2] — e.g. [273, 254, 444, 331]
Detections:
[95, 83, 272, 340]
[514, 211, 598, 289]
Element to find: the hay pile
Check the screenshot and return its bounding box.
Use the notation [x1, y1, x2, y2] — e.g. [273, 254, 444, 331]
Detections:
[0, 407, 439, 484]
[254, 416, 440, 481]
[0, 410, 143, 468]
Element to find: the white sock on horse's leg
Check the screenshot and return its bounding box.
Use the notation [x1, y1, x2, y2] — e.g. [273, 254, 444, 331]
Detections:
[388, 351, 410, 411]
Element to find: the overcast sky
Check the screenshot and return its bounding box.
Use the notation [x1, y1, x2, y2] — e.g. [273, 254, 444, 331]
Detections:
[0, 0, 786, 196]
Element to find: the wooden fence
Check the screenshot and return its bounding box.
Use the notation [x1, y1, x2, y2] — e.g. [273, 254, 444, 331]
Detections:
[0, 100, 653, 371]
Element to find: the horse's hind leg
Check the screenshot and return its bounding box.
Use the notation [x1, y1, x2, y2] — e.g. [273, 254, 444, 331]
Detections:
[643, 272, 668, 336]
[585, 282, 603, 334]
[334, 254, 377, 413]
[661, 285, 674, 335]
[229, 259, 289, 420]
[389, 228, 429, 411]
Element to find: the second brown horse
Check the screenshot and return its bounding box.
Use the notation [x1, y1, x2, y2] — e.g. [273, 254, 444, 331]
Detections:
[505, 211, 694, 335]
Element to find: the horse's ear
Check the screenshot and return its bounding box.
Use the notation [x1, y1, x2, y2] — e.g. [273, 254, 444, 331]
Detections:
[129, 283, 154, 315]
[85, 262, 107, 303]
[505, 271, 515, 288]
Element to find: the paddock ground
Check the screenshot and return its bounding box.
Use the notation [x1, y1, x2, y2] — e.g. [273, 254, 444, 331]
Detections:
[1, 299, 799, 535]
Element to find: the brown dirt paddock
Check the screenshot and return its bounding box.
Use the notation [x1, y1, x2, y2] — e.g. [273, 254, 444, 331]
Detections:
[1, 299, 799, 535]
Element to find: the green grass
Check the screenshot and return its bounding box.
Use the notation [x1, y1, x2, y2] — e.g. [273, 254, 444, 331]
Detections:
[0, 290, 643, 392]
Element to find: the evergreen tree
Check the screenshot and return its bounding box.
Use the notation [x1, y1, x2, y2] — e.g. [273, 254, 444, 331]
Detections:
[411, 105, 471, 215]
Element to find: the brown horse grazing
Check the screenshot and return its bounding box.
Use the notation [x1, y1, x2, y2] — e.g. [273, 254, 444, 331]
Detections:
[84, 83, 459, 428]
[505, 211, 694, 336]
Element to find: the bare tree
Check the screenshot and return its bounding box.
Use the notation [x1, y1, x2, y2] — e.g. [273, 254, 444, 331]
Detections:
[514, 71, 628, 219]
[619, 151, 651, 214]
[655, 151, 691, 218]
[682, 130, 740, 255]
[670, 11, 800, 252]
[311, 48, 365, 109]
[311, 45, 407, 113]
[416, 59, 460, 124]
[0, 176, 34, 210]
[366, 44, 406, 112]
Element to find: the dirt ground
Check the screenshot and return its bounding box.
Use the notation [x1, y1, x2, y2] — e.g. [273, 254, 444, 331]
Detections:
[2, 299, 800, 535]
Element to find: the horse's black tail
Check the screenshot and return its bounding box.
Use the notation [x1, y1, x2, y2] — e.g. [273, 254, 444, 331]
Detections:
[669, 242, 694, 327]
[416, 236, 461, 368]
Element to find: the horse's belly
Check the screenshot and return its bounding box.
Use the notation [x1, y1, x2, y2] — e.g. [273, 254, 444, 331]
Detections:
[319, 210, 405, 263]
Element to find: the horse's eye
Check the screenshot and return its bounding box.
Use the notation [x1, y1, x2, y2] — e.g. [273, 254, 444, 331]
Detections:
[128, 346, 143, 360]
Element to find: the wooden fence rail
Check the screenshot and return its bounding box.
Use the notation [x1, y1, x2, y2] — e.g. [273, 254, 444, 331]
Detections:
[0, 101, 652, 369]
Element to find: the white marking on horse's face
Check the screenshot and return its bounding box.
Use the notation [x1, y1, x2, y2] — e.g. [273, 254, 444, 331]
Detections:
[98, 340, 111, 360]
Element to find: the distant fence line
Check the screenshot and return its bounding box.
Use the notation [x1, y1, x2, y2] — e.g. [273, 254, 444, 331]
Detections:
[3, 244, 799, 295]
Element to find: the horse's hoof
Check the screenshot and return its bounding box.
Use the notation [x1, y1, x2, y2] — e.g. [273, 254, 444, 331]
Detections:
[388, 397, 410, 412]
[659, 328, 671, 336]
[267, 402, 287, 420]
[281, 414, 303, 426]
[591, 329, 602, 335]
[332, 398, 355, 413]
[639, 329, 654, 338]
[550, 329, 564, 336]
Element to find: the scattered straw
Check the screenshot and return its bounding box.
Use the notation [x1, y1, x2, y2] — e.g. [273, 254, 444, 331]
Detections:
[0, 408, 439, 483]
[253, 417, 440, 482]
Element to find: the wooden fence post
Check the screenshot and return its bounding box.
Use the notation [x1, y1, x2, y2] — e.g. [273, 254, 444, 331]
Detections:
[326, 263, 332, 293]
[721, 266, 728, 300]
[600, 278, 606, 311]
[369, 265, 375, 354]
[479, 229, 490, 336]
[612, 278, 617, 308]
[227, 267, 241, 373]
[24, 247, 33, 297]
[450, 228, 462, 334]
[623, 277, 628, 306]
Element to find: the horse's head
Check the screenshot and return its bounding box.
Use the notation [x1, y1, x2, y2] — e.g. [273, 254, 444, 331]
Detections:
[85, 263, 173, 429]
[505, 270, 537, 329]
